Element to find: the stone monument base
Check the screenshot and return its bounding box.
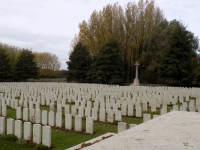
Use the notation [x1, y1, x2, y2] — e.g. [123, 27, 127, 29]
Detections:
[133, 79, 140, 86]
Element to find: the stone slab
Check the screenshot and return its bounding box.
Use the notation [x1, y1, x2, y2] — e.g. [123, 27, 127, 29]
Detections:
[80, 111, 200, 150]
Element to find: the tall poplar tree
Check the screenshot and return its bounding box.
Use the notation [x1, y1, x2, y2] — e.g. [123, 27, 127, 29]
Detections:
[76, 0, 164, 82]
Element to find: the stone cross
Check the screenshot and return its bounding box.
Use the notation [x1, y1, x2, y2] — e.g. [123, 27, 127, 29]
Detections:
[133, 61, 140, 86]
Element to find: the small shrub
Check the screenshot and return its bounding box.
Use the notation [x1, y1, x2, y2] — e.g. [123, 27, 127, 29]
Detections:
[2, 134, 18, 142]
[17, 139, 27, 145]
[36, 144, 50, 150]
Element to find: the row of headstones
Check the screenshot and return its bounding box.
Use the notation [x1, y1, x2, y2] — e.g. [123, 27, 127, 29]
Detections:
[57, 104, 147, 122]
[0, 117, 51, 147]
[1, 85, 198, 109]
[15, 107, 94, 134]
[61, 102, 199, 118]
[1, 83, 200, 99]
[1, 85, 200, 115]
[1, 85, 198, 103]
[1, 101, 199, 125]
[1, 95, 199, 116]
[0, 101, 121, 125]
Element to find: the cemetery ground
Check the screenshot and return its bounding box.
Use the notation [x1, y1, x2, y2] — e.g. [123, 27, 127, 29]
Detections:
[1, 99, 184, 150]
[0, 83, 198, 150]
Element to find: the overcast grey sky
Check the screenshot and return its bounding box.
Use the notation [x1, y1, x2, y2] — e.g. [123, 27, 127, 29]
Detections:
[0, 0, 199, 70]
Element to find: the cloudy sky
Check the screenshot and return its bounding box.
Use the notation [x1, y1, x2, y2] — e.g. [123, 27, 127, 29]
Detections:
[0, 0, 199, 70]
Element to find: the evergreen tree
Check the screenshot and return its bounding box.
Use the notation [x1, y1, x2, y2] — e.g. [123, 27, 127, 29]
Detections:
[14, 49, 38, 81]
[0, 47, 12, 81]
[92, 37, 124, 84]
[67, 42, 91, 82]
[157, 20, 198, 86]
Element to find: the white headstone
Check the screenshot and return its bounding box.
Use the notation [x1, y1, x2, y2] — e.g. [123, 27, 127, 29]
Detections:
[136, 106, 142, 117]
[128, 105, 133, 116]
[42, 126, 51, 147]
[56, 112, 62, 128]
[151, 103, 156, 113]
[85, 107, 91, 117]
[0, 117, 5, 134]
[2, 104, 7, 117]
[50, 103, 55, 111]
[65, 114, 72, 130]
[92, 108, 98, 121]
[42, 110, 48, 125]
[143, 114, 151, 123]
[35, 102, 40, 110]
[87, 101, 92, 108]
[48, 111, 55, 127]
[33, 124, 41, 144]
[121, 104, 127, 116]
[24, 122, 32, 140]
[35, 109, 41, 124]
[16, 107, 22, 120]
[78, 106, 84, 117]
[14, 100, 19, 109]
[29, 109, 35, 123]
[15, 120, 22, 139]
[107, 109, 114, 123]
[99, 108, 106, 122]
[142, 102, 147, 112]
[57, 104, 62, 113]
[23, 108, 29, 121]
[64, 105, 70, 114]
[29, 101, 33, 109]
[86, 117, 93, 134]
[71, 105, 77, 116]
[118, 122, 126, 133]
[75, 115, 82, 132]
[160, 108, 167, 115]
[23, 101, 28, 108]
[94, 102, 99, 109]
[7, 118, 14, 135]
[115, 110, 122, 121]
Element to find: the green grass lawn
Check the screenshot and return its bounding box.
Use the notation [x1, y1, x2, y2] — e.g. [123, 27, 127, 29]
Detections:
[0, 98, 193, 150]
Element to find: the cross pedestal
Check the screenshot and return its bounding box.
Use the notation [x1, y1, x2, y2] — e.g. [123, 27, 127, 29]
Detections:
[133, 61, 140, 86]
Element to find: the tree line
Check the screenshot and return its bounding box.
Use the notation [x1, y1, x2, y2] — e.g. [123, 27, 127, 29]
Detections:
[67, 0, 200, 86]
[0, 42, 61, 81]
